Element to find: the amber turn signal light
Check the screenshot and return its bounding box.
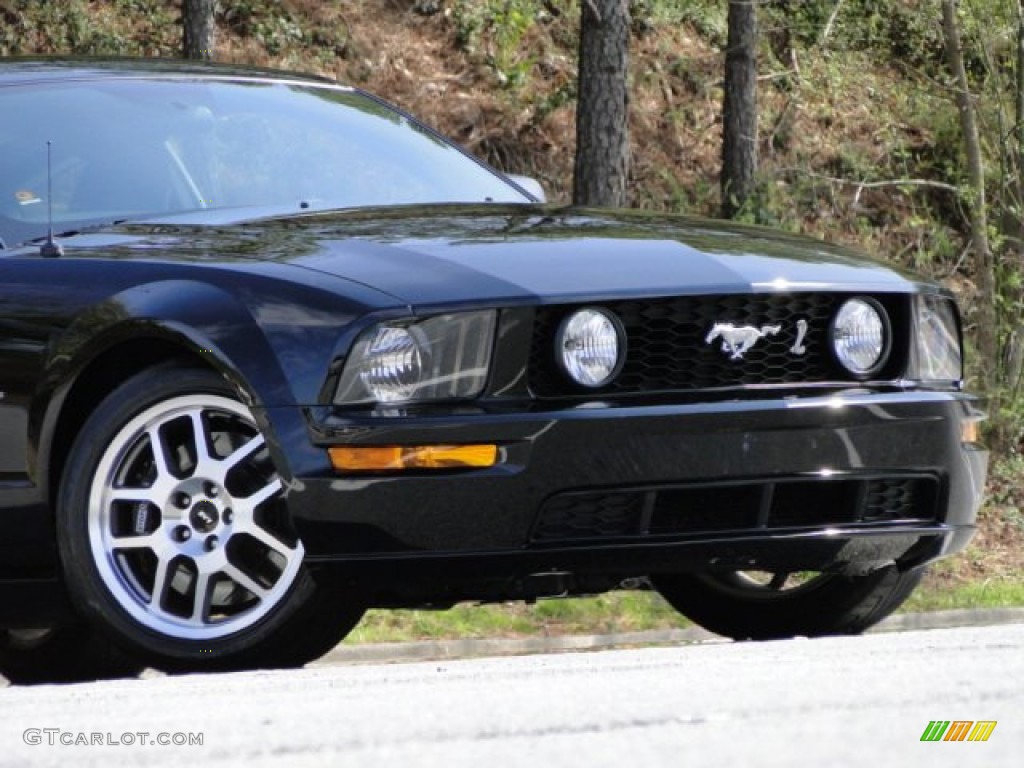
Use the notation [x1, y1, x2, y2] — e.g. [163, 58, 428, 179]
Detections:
[329, 444, 498, 472]
[960, 419, 981, 444]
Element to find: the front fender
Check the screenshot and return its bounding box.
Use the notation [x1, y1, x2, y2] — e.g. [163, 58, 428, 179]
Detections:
[51, 279, 296, 405]
[33, 280, 302, 493]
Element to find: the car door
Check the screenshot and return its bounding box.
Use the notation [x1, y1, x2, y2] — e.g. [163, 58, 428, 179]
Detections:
[0, 256, 71, 570]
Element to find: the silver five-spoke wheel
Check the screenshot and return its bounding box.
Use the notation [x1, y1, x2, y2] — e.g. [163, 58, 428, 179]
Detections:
[58, 365, 364, 671]
[89, 394, 303, 640]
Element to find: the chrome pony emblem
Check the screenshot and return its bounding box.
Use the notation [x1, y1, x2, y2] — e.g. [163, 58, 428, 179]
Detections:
[705, 323, 781, 360]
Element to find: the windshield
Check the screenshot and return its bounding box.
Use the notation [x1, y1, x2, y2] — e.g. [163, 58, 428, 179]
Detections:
[0, 77, 529, 247]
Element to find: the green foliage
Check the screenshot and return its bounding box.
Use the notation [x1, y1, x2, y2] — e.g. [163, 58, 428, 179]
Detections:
[346, 591, 689, 644]
[451, 0, 556, 89]
[648, 169, 716, 217]
[761, 0, 946, 66]
[632, 0, 727, 47]
[110, 0, 173, 15]
[531, 78, 577, 124]
[0, 0, 168, 56]
[220, 0, 348, 61]
[223, 0, 304, 56]
[0, 0, 177, 56]
[946, 2, 1024, 449]
[986, 453, 1024, 508]
[901, 578, 1024, 611]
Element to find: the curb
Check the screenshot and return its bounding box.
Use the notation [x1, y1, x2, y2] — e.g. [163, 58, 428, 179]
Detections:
[316, 607, 1024, 666]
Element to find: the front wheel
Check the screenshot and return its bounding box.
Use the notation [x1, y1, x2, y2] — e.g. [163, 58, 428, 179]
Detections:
[57, 364, 363, 672]
[652, 565, 924, 640]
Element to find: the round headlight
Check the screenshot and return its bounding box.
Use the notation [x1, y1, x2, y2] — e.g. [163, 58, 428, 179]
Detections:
[831, 298, 889, 375]
[359, 326, 425, 401]
[556, 308, 625, 388]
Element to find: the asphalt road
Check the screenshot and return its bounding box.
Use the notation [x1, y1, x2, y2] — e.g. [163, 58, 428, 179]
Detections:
[0, 623, 1020, 768]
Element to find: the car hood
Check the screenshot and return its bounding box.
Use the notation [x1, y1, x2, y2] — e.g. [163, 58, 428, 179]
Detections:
[38, 204, 927, 309]
[254, 205, 928, 307]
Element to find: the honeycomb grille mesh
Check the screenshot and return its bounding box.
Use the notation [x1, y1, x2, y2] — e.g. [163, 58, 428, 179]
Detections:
[532, 493, 645, 542]
[864, 478, 931, 521]
[531, 477, 937, 542]
[529, 293, 903, 396]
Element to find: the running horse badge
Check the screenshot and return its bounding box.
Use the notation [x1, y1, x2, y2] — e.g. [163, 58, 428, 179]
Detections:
[705, 323, 782, 360]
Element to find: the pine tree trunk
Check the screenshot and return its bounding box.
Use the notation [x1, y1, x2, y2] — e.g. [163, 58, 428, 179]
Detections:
[573, 0, 630, 207]
[1018, 3, 1024, 202]
[183, 0, 216, 61]
[721, 0, 759, 218]
[1010, 3, 1024, 396]
[941, 0, 997, 391]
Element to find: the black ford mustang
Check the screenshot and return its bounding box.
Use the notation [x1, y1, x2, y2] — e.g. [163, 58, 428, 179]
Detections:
[0, 59, 988, 681]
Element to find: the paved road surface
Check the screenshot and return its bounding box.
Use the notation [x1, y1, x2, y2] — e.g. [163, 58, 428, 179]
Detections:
[0, 623, 1020, 767]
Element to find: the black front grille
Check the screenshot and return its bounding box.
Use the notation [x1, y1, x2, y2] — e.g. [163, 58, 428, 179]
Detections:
[531, 477, 938, 543]
[529, 293, 906, 397]
[863, 477, 936, 522]
[533, 492, 645, 541]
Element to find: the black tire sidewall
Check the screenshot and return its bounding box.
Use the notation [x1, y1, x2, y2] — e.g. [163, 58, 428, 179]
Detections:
[652, 566, 924, 640]
[0, 625, 145, 685]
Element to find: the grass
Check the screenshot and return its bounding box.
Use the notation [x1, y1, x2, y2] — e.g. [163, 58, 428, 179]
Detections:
[901, 579, 1024, 613]
[344, 558, 1024, 648]
[344, 574, 1024, 646]
[344, 592, 689, 646]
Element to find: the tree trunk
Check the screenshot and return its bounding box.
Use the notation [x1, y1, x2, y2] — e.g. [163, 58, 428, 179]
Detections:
[721, 0, 759, 218]
[183, 0, 216, 61]
[573, 0, 630, 207]
[1018, 3, 1024, 201]
[1003, 2, 1024, 420]
[941, 0, 997, 391]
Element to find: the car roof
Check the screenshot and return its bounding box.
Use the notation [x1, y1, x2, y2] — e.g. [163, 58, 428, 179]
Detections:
[0, 56, 339, 87]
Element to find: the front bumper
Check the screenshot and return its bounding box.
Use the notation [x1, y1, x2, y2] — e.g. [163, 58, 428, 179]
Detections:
[262, 390, 987, 594]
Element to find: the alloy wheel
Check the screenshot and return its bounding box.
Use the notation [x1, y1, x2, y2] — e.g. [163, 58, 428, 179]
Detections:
[87, 394, 303, 640]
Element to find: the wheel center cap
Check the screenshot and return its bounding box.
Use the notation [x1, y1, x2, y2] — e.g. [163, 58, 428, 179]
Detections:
[189, 500, 219, 533]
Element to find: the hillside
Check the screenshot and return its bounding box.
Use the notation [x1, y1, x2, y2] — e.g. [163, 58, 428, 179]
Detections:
[0, 1, 970, 265]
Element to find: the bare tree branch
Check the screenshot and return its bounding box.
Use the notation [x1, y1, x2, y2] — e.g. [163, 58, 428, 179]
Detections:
[941, 0, 997, 390]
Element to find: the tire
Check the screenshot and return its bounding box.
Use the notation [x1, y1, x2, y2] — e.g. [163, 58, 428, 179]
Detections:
[0, 625, 145, 685]
[651, 565, 924, 640]
[56, 364, 364, 672]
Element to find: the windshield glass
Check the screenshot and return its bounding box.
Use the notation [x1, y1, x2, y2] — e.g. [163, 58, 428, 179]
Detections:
[0, 77, 529, 247]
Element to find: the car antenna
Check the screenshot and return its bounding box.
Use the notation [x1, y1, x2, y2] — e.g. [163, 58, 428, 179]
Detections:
[39, 140, 63, 258]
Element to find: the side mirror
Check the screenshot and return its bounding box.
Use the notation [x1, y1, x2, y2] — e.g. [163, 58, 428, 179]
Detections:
[507, 174, 547, 203]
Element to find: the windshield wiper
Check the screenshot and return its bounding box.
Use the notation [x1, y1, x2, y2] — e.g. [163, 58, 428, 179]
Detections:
[27, 229, 81, 244]
[22, 219, 132, 248]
